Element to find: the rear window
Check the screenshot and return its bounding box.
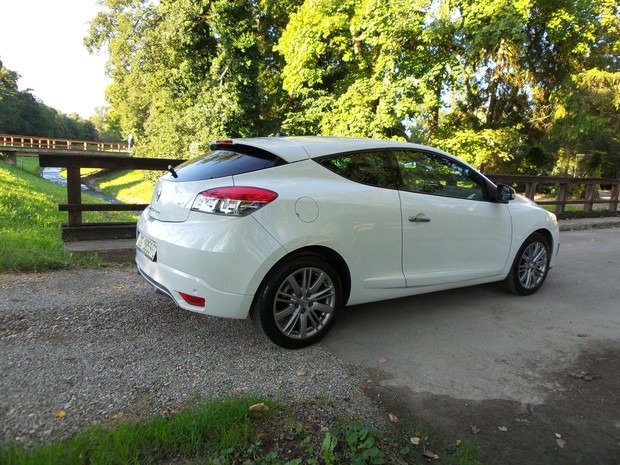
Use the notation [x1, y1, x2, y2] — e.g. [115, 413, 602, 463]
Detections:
[164, 148, 284, 182]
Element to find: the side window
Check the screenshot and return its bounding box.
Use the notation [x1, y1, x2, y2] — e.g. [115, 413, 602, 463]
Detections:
[317, 151, 396, 189]
[394, 151, 486, 200]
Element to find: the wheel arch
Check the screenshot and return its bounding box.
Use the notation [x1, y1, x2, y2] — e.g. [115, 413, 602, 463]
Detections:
[251, 245, 352, 313]
[533, 228, 555, 258]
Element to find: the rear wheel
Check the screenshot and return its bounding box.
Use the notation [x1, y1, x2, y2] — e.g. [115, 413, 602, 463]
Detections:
[503, 233, 550, 296]
[253, 255, 342, 349]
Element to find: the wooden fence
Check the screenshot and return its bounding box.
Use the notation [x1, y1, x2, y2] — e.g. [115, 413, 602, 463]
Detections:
[488, 175, 619, 219]
[38, 153, 184, 241]
[34, 154, 620, 241]
[1, 134, 128, 153]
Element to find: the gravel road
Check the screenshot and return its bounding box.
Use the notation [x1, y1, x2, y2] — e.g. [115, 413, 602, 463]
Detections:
[0, 265, 380, 446]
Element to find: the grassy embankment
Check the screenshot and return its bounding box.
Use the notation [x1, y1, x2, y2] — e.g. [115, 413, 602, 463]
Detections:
[0, 159, 142, 271]
[0, 157, 487, 465]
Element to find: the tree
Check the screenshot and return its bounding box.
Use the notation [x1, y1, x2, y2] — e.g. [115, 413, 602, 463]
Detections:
[86, 0, 303, 158]
[84, 0, 620, 174]
[90, 106, 123, 142]
[276, 0, 450, 139]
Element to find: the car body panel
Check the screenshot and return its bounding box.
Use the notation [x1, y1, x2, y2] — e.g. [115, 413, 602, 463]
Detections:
[399, 191, 513, 287]
[502, 194, 560, 269]
[147, 176, 235, 222]
[136, 209, 288, 317]
[136, 136, 560, 323]
[242, 160, 406, 304]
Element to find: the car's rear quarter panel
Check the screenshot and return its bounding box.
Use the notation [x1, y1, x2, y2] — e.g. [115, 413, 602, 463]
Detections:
[242, 161, 407, 305]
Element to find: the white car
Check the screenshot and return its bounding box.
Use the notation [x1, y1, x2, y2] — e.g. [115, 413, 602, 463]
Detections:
[136, 136, 559, 348]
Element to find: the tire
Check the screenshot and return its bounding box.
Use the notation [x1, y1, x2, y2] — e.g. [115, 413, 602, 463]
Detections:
[503, 233, 550, 296]
[252, 255, 342, 349]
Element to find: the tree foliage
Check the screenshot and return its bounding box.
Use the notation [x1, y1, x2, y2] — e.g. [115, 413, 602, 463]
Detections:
[84, 0, 620, 176]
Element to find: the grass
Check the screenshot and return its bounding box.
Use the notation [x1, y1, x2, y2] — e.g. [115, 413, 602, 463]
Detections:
[57, 168, 156, 204]
[0, 397, 486, 465]
[0, 397, 261, 465]
[94, 169, 157, 204]
[13, 156, 42, 175]
[0, 161, 138, 272]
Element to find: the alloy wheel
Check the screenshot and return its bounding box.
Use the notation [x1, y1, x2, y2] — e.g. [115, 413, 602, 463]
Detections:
[517, 241, 549, 290]
[273, 267, 336, 340]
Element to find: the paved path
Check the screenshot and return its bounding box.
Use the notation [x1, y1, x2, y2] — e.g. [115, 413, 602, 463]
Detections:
[323, 227, 620, 403]
[322, 227, 620, 464]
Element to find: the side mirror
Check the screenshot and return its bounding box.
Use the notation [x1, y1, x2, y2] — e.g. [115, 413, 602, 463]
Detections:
[497, 184, 516, 203]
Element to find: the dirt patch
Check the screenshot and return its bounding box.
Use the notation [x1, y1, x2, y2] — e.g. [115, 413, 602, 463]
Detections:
[365, 341, 620, 465]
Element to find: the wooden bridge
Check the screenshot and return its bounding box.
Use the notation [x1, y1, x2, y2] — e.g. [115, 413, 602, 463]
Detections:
[0, 134, 129, 157]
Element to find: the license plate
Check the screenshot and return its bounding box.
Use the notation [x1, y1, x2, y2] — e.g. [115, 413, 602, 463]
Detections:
[136, 233, 157, 261]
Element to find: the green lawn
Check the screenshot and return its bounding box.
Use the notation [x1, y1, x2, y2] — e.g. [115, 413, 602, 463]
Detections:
[94, 169, 157, 204]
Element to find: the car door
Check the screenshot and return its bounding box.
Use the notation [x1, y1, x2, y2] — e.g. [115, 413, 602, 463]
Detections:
[393, 150, 512, 287]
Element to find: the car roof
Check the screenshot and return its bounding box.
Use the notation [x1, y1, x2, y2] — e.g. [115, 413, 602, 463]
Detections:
[222, 136, 443, 163]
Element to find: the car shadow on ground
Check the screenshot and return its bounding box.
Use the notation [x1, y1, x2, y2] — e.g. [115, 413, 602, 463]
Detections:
[322, 281, 620, 465]
[365, 341, 620, 465]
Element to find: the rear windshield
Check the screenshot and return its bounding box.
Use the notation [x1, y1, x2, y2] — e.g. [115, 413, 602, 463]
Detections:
[163, 148, 284, 182]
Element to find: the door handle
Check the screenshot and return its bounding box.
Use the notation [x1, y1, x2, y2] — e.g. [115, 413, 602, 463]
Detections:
[409, 214, 431, 223]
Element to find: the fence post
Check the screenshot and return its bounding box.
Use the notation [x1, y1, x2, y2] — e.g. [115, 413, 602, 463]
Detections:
[556, 183, 568, 214]
[610, 184, 619, 212]
[66, 168, 82, 227]
[584, 183, 596, 213]
[525, 182, 537, 200]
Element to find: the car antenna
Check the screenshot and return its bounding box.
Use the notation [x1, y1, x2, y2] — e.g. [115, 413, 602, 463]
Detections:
[167, 165, 178, 178]
[276, 130, 288, 137]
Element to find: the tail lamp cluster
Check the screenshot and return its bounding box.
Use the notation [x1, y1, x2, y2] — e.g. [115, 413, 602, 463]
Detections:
[191, 186, 278, 216]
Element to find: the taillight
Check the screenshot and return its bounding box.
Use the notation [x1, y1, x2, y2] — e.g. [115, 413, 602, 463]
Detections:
[191, 186, 278, 216]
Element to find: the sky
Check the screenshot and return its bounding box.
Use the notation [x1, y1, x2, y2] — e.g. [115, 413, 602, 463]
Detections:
[0, 0, 110, 119]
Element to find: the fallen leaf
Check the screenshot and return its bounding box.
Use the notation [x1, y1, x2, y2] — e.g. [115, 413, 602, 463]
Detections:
[556, 438, 566, 448]
[498, 426, 508, 432]
[378, 357, 388, 363]
[296, 369, 306, 377]
[249, 403, 269, 412]
[456, 439, 462, 447]
[388, 412, 398, 423]
[410, 437, 421, 445]
[395, 458, 409, 465]
[361, 379, 374, 390]
[52, 410, 66, 419]
[471, 425, 480, 435]
[422, 450, 439, 461]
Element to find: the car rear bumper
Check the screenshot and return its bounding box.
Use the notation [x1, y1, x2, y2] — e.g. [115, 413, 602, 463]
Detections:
[135, 210, 287, 319]
[136, 251, 254, 319]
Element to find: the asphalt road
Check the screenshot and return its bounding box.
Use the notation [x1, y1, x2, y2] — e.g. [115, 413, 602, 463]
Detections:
[322, 226, 620, 464]
[322, 227, 620, 404]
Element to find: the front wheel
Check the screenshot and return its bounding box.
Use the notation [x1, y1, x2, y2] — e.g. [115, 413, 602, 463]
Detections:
[252, 255, 342, 349]
[503, 233, 550, 296]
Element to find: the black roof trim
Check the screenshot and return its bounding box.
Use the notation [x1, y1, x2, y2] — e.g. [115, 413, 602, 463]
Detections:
[209, 142, 287, 165]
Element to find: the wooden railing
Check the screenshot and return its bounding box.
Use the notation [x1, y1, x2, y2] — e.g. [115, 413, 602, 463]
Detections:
[38, 153, 184, 241]
[1, 134, 128, 153]
[488, 175, 619, 219]
[33, 154, 619, 240]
